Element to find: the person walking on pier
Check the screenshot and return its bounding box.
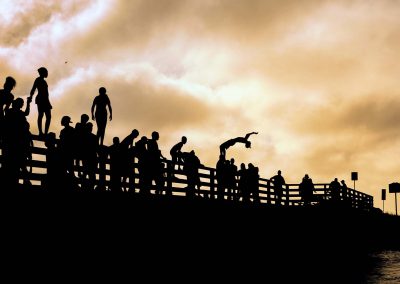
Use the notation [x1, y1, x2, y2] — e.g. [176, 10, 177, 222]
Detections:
[30, 67, 52, 137]
[300, 174, 314, 206]
[91, 87, 112, 146]
[219, 132, 258, 158]
[271, 170, 286, 206]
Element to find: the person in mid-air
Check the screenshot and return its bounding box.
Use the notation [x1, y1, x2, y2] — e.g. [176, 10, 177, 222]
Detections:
[219, 132, 258, 158]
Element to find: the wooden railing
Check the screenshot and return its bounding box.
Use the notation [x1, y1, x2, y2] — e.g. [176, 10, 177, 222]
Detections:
[0, 135, 374, 210]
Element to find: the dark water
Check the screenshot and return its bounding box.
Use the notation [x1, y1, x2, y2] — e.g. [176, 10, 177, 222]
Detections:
[366, 251, 400, 283]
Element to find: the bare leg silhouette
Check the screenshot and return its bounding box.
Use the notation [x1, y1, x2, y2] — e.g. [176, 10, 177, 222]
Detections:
[44, 110, 51, 135]
[38, 111, 44, 135]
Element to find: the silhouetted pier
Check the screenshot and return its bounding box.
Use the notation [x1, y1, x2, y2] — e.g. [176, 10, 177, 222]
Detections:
[0, 135, 373, 210]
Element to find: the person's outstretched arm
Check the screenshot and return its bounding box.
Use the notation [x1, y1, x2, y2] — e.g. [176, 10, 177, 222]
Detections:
[107, 98, 112, 121]
[244, 132, 258, 140]
[30, 79, 38, 99]
[91, 99, 96, 120]
[24, 97, 32, 116]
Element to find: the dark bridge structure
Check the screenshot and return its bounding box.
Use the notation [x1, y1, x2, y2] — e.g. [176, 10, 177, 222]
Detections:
[0, 135, 374, 210]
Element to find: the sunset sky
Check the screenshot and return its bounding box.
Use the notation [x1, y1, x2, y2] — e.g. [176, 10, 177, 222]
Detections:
[1, 0, 400, 213]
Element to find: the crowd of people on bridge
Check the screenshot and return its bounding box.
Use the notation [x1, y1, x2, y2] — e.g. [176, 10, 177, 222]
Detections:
[0, 69, 352, 206]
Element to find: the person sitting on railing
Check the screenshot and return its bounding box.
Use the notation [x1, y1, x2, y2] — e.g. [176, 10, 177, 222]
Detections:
[219, 132, 258, 159]
[328, 178, 341, 202]
[170, 136, 187, 172]
[271, 170, 286, 206]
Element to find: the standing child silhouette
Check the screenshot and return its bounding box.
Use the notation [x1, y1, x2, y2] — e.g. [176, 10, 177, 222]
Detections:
[91, 87, 112, 145]
[30, 67, 52, 136]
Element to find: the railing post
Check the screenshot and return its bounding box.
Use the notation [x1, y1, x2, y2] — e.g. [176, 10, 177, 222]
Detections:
[209, 169, 215, 200]
[167, 160, 173, 196]
[267, 180, 271, 205]
[285, 185, 290, 206]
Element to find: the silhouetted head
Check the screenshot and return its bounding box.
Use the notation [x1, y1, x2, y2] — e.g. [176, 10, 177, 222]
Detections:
[245, 141, 251, 148]
[12, 98, 24, 109]
[341, 180, 346, 184]
[248, 163, 254, 169]
[113, 137, 120, 145]
[99, 87, 106, 95]
[4, 76, 16, 91]
[182, 136, 187, 144]
[152, 131, 159, 140]
[45, 132, 57, 148]
[131, 129, 139, 138]
[240, 163, 246, 170]
[61, 116, 72, 127]
[81, 114, 89, 124]
[230, 158, 235, 164]
[334, 178, 338, 182]
[304, 174, 309, 179]
[190, 150, 195, 155]
[278, 170, 282, 175]
[140, 136, 147, 142]
[38, 67, 48, 78]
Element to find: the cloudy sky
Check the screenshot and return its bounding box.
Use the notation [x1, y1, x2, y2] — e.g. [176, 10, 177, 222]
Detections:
[1, 0, 400, 212]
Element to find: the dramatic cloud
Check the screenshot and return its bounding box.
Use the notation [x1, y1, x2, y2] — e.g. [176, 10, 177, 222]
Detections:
[1, 0, 400, 212]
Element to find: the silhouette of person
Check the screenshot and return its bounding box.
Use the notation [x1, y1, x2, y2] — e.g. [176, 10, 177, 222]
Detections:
[341, 180, 349, 205]
[0, 77, 16, 119]
[147, 131, 166, 195]
[81, 122, 98, 191]
[30, 67, 52, 136]
[219, 132, 258, 158]
[0, 76, 16, 143]
[238, 163, 248, 203]
[182, 150, 202, 197]
[135, 136, 149, 195]
[74, 114, 90, 177]
[299, 174, 314, 206]
[2, 97, 32, 190]
[226, 158, 238, 201]
[248, 163, 260, 204]
[271, 170, 286, 206]
[120, 129, 140, 192]
[59, 116, 75, 176]
[91, 87, 112, 145]
[329, 178, 341, 202]
[216, 155, 226, 200]
[170, 136, 187, 171]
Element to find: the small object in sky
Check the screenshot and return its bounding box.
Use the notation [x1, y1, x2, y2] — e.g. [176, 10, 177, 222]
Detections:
[65, 61, 68, 64]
